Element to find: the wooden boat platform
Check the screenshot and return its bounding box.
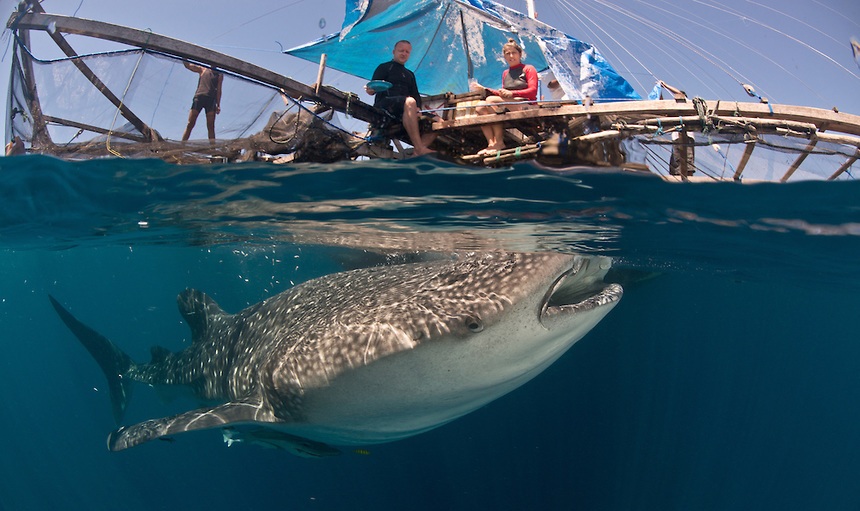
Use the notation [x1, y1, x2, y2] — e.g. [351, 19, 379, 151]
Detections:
[7, 2, 860, 181]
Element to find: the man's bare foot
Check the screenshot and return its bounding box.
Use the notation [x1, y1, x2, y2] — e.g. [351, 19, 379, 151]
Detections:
[412, 146, 436, 157]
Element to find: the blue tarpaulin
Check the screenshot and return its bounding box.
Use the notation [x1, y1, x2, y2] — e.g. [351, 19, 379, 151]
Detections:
[286, 0, 641, 101]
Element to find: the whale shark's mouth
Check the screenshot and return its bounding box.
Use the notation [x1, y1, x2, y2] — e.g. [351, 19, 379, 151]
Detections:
[540, 258, 623, 327]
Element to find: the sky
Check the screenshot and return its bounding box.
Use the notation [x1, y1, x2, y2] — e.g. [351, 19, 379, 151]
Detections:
[1, 0, 859, 139]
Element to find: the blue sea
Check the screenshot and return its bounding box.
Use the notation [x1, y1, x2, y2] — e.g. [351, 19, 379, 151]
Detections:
[1, 155, 859, 510]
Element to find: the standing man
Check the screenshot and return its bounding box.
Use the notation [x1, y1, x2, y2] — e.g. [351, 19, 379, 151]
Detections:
[181, 61, 223, 142]
[365, 40, 435, 156]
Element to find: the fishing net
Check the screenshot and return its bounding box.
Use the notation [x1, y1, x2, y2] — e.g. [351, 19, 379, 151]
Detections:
[7, 28, 357, 163]
[623, 129, 858, 182]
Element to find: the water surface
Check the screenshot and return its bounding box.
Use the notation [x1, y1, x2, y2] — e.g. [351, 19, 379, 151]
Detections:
[1, 155, 858, 510]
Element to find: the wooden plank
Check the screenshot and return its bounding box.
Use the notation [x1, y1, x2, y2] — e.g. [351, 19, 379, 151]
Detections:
[43, 115, 148, 142]
[733, 141, 756, 181]
[780, 135, 818, 182]
[828, 148, 860, 180]
[10, 12, 386, 126]
[677, 131, 692, 178]
[430, 99, 860, 137]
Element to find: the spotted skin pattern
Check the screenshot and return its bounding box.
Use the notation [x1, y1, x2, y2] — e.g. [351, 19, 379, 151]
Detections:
[51, 251, 622, 452]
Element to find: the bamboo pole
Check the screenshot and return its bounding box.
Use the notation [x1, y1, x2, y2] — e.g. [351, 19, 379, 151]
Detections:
[780, 135, 818, 182]
[828, 148, 860, 180]
[733, 141, 756, 181]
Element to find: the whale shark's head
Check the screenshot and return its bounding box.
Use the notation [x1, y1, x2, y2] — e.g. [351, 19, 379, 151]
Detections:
[408, 251, 622, 381]
[289, 251, 623, 444]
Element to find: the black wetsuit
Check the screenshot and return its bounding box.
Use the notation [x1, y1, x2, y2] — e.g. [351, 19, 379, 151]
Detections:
[370, 60, 421, 119]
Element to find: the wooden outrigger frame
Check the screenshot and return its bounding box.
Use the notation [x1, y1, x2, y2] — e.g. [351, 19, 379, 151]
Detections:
[7, 3, 860, 180]
[425, 92, 860, 180]
[7, 4, 394, 162]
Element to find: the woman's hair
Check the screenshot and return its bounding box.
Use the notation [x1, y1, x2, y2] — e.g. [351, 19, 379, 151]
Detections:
[502, 38, 524, 57]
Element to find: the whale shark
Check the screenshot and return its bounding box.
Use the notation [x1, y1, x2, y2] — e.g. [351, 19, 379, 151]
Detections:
[49, 251, 622, 453]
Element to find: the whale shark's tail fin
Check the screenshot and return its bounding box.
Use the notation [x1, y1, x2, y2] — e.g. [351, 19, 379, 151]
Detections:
[49, 295, 134, 425]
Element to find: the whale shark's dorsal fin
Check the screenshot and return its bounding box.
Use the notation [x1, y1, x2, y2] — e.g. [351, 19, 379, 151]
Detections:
[150, 345, 171, 364]
[177, 288, 227, 345]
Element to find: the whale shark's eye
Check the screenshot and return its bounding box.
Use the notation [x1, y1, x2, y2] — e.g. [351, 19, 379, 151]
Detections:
[466, 317, 484, 333]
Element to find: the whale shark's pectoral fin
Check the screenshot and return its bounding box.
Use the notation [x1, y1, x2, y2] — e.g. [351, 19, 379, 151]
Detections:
[107, 396, 281, 451]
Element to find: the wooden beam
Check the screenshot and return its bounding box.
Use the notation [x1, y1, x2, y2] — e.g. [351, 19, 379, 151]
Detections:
[733, 141, 756, 181]
[43, 115, 148, 143]
[780, 135, 818, 182]
[12, 22, 53, 147]
[43, 27, 158, 141]
[677, 131, 692, 178]
[431, 99, 860, 137]
[828, 148, 860, 180]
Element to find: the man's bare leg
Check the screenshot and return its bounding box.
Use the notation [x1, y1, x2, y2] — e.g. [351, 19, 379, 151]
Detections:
[182, 109, 200, 141]
[402, 97, 435, 156]
[205, 111, 217, 141]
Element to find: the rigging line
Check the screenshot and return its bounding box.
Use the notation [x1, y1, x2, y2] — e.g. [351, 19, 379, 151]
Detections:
[560, 0, 716, 97]
[638, 0, 775, 100]
[235, 91, 282, 140]
[637, 1, 748, 78]
[564, 0, 729, 99]
[106, 48, 147, 157]
[1, 27, 12, 63]
[210, 0, 306, 42]
[207, 45, 285, 54]
[599, 0, 737, 99]
[553, 1, 633, 73]
[563, 0, 659, 91]
[689, 0, 860, 82]
[644, 0, 828, 105]
[596, 0, 752, 88]
[150, 59, 176, 127]
[744, 0, 843, 48]
[553, 0, 652, 93]
[809, 0, 860, 31]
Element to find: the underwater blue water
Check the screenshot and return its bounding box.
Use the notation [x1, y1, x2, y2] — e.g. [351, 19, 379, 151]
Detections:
[1, 155, 859, 510]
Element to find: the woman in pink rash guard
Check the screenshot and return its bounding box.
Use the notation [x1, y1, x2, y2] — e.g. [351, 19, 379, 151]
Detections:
[471, 38, 538, 155]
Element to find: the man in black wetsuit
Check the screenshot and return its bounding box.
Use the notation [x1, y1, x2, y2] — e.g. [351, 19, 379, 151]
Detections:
[181, 61, 223, 142]
[365, 40, 435, 156]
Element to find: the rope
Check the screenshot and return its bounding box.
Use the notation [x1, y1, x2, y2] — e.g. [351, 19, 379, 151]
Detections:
[105, 29, 154, 156]
[106, 47, 147, 157]
[12, 31, 147, 63]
